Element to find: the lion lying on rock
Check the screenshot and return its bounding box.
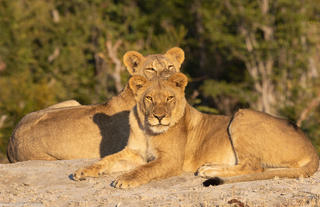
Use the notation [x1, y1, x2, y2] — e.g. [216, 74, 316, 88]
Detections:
[7, 47, 185, 162]
[73, 73, 319, 188]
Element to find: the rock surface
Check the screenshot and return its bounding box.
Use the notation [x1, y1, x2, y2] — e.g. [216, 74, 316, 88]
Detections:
[0, 159, 319, 207]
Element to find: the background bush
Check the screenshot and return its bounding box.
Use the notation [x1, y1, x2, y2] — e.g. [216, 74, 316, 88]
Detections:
[0, 0, 319, 161]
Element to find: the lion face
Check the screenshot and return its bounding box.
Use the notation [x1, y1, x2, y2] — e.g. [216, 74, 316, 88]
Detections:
[129, 73, 188, 134]
[142, 88, 178, 133]
[123, 47, 185, 80]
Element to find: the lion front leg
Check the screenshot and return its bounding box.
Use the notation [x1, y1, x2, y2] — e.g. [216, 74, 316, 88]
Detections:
[73, 162, 106, 180]
[111, 171, 148, 188]
[111, 157, 182, 189]
[73, 148, 145, 181]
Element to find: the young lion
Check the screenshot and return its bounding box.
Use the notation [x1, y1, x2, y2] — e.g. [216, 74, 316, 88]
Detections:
[7, 47, 185, 162]
[73, 73, 319, 188]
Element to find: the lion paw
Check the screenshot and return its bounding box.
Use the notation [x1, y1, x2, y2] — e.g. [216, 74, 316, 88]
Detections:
[196, 164, 223, 178]
[73, 164, 105, 181]
[111, 174, 143, 189]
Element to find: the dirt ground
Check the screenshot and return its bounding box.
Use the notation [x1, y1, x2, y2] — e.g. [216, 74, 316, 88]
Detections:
[0, 159, 319, 207]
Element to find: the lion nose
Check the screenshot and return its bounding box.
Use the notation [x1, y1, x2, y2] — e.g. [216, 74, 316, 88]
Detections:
[153, 114, 165, 122]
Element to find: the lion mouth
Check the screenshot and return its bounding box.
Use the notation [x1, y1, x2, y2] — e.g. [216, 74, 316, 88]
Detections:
[148, 123, 170, 127]
[148, 124, 170, 134]
[147, 118, 170, 127]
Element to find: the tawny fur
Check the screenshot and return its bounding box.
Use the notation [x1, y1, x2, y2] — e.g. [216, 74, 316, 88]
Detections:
[7, 47, 185, 162]
[73, 73, 319, 188]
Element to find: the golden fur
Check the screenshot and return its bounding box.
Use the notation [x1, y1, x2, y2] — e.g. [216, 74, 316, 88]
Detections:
[73, 73, 319, 188]
[7, 47, 185, 162]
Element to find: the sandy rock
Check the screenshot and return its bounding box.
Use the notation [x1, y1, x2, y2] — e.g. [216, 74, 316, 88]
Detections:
[0, 159, 319, 207]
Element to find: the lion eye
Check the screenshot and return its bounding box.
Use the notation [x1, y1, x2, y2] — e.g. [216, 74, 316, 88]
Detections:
[145, 96, 153, 102]
[167, 96, 174, 102]
[168, 65, 174, 70]
[146, 68, 156, 72]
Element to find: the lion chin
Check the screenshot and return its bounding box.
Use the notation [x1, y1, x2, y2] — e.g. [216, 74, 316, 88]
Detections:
[148, 124, 170, 134]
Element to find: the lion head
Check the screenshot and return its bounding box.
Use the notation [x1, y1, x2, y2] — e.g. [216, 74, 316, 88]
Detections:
[123, 47, 185, 79]
[129, 73, 188, 134]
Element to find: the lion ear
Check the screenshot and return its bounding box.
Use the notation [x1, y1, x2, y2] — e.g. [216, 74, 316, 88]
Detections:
[165, 47, 185, 69]
[123, 51, 145, 75]
[168, 72, 188, 91]
[129, 75, 148, 94]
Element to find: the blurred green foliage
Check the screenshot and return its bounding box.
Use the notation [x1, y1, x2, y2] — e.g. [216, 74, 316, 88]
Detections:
[0, 0, 319, 159]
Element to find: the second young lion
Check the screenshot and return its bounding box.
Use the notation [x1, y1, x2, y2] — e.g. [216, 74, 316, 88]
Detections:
[7, 47, 185, 162]
[73, 73, 319, 188]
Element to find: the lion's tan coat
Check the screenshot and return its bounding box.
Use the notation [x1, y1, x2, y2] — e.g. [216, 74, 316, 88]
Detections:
[73, 73, 319, 188]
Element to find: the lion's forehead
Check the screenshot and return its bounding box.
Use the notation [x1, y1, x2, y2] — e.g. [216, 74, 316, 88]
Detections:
[143, 55, 173, 70]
